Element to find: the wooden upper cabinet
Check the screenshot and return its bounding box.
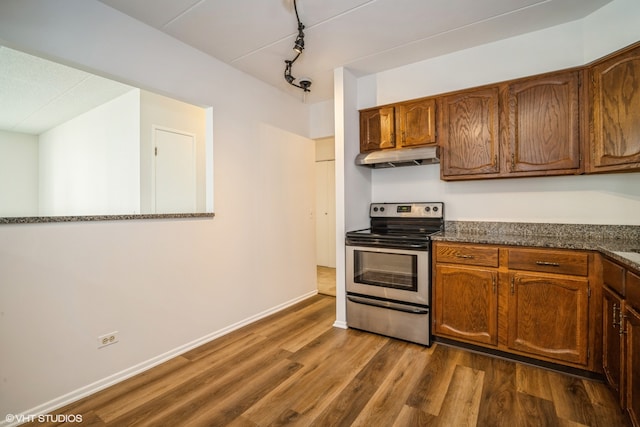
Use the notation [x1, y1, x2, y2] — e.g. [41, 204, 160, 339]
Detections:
[396, 98, 436, 147]
[359, 98, 436, 153]
[360, 107, 395, 152]
[439, 87, 500, 179]
[589, 43, 640, 172]
[505, 71, 582, 174]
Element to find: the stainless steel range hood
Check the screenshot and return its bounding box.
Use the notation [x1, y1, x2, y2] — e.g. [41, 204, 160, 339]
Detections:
[355, 146, 439, 168]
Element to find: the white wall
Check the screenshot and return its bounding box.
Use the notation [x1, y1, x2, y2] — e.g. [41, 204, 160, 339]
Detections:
[310, 100, 335, 139]
[38, 89, 140, 216]
[364, 0, 640, 225]
[0, 0, 314, 420]
[0, 130, 38, 216]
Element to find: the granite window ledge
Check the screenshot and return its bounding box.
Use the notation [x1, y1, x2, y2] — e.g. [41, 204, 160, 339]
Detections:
[0, 213, 215, 224]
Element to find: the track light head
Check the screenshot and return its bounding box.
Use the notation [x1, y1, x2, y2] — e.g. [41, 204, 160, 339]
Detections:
[283, 0, 311, 94]
[293, 35, 304, 53]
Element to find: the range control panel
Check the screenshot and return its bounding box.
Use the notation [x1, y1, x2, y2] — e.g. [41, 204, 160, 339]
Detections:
[369, 202, 444, 219]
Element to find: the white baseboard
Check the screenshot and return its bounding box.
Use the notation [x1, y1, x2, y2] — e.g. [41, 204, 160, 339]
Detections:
[2, 290, 319, 427]
[333, 320, 348, 329]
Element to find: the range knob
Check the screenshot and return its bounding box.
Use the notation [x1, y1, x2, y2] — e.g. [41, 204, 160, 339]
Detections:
[373, 207, 379, 212]
[433, 206, 439, 212]
[424, 207, 431, 212]
[380, 207, 385, 212]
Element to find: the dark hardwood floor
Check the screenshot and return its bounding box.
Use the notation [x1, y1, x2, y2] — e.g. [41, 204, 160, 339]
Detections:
[28, 295, 629, 426]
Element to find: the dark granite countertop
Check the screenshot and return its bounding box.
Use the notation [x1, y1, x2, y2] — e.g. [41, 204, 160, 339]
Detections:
[432, 221, 640, 272]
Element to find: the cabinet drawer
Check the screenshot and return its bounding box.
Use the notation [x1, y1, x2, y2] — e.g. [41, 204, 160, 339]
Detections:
[435, 243, 499, 267]
[603, 257, 625, 296]
[627, 271, 640, 312]
[508, 248, 588, 276]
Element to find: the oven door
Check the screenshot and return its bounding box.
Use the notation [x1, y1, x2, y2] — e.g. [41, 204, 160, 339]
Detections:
[346, 245, 429, 305]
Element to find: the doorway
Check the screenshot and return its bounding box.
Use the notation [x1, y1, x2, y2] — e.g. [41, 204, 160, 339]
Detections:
[153, 127, 196, 213]
[315, 137, 336, 296]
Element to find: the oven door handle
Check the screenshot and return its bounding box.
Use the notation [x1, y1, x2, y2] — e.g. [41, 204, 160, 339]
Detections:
[347, 295, 429, 314]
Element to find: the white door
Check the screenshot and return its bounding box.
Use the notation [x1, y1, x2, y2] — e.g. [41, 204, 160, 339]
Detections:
[154, 127, 196, 213]
[315, 160, 336, 267]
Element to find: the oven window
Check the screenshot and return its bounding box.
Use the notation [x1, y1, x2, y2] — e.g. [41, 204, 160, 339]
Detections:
[353, 250, 418, 291]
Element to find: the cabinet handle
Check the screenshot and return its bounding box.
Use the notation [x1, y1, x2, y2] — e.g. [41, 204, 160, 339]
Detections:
[535, 261, 560, 267]
[620, 311, 627, 336]
[511, 153, 515, 170]
[493, 276, 497, 294]
[511, 277, 515, 295]
[455, 254, 474, 259]
[613, 303, 619, 328]
[402, 131, 406, 143]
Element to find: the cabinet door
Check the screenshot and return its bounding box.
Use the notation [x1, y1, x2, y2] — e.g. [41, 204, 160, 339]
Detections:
[590, 44, 640, 171]
[506, 71, 581, 173]
[603, 286, 625, 406]
[396, 98, 436, 148]
[625, 305, 640, 427]
[433, 265, 498, 346]
[360, 107, 395, 152]
[508, 272, 589, 365]
[440, 87, 500, 178]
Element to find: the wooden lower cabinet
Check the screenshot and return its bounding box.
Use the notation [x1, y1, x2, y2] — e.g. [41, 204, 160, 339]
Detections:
[626, 305, 640, 427]
[600, 259, 640, 426]
[433, 242, 598, 372]
[508, 272, 589, 365]
[433, 265, 498, 346]
[603, 285, 625, 405]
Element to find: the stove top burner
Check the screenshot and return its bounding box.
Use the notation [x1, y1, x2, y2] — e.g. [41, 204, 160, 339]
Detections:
[345, 202, 444, 250]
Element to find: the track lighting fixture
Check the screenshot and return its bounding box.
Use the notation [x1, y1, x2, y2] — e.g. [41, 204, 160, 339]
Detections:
[283, 0, 311, 93]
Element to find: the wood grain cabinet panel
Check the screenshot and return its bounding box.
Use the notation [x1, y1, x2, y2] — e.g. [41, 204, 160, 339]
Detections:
[627, 270, 640, 312]
[435, 243, 499, 267]
[627, 275, 640, 426]
[360, 107, 395, 152]
[359, 98, 436, 153]
[439, 87, 500, 179]
[507, 272, 589, 365]
[589, 43, 640, 172]
[603, 286, 625, 407]
[604, 257, 626, 296]
[434, 264, 498, 346]
[625, 304, 640, 427]
[396, 98, 436, 148]
[508, 248, 588, 276]
[506, 71, 581, 174]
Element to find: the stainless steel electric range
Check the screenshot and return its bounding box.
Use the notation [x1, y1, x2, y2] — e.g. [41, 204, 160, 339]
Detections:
[345, 202, 444, 346]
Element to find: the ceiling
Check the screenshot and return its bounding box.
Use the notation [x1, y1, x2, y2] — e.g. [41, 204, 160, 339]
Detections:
[98, 0, 612, 103]
[0, 46, 134, 135]
[0, 0, 615, 135]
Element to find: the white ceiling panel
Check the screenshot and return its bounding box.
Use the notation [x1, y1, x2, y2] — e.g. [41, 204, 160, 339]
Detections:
[97, 0, 202, 28]
[52, 0, 620, 102]
[0, 47, 133, 134]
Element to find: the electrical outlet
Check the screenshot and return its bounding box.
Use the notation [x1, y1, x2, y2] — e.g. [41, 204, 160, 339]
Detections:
[97, 331, 119, 348]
